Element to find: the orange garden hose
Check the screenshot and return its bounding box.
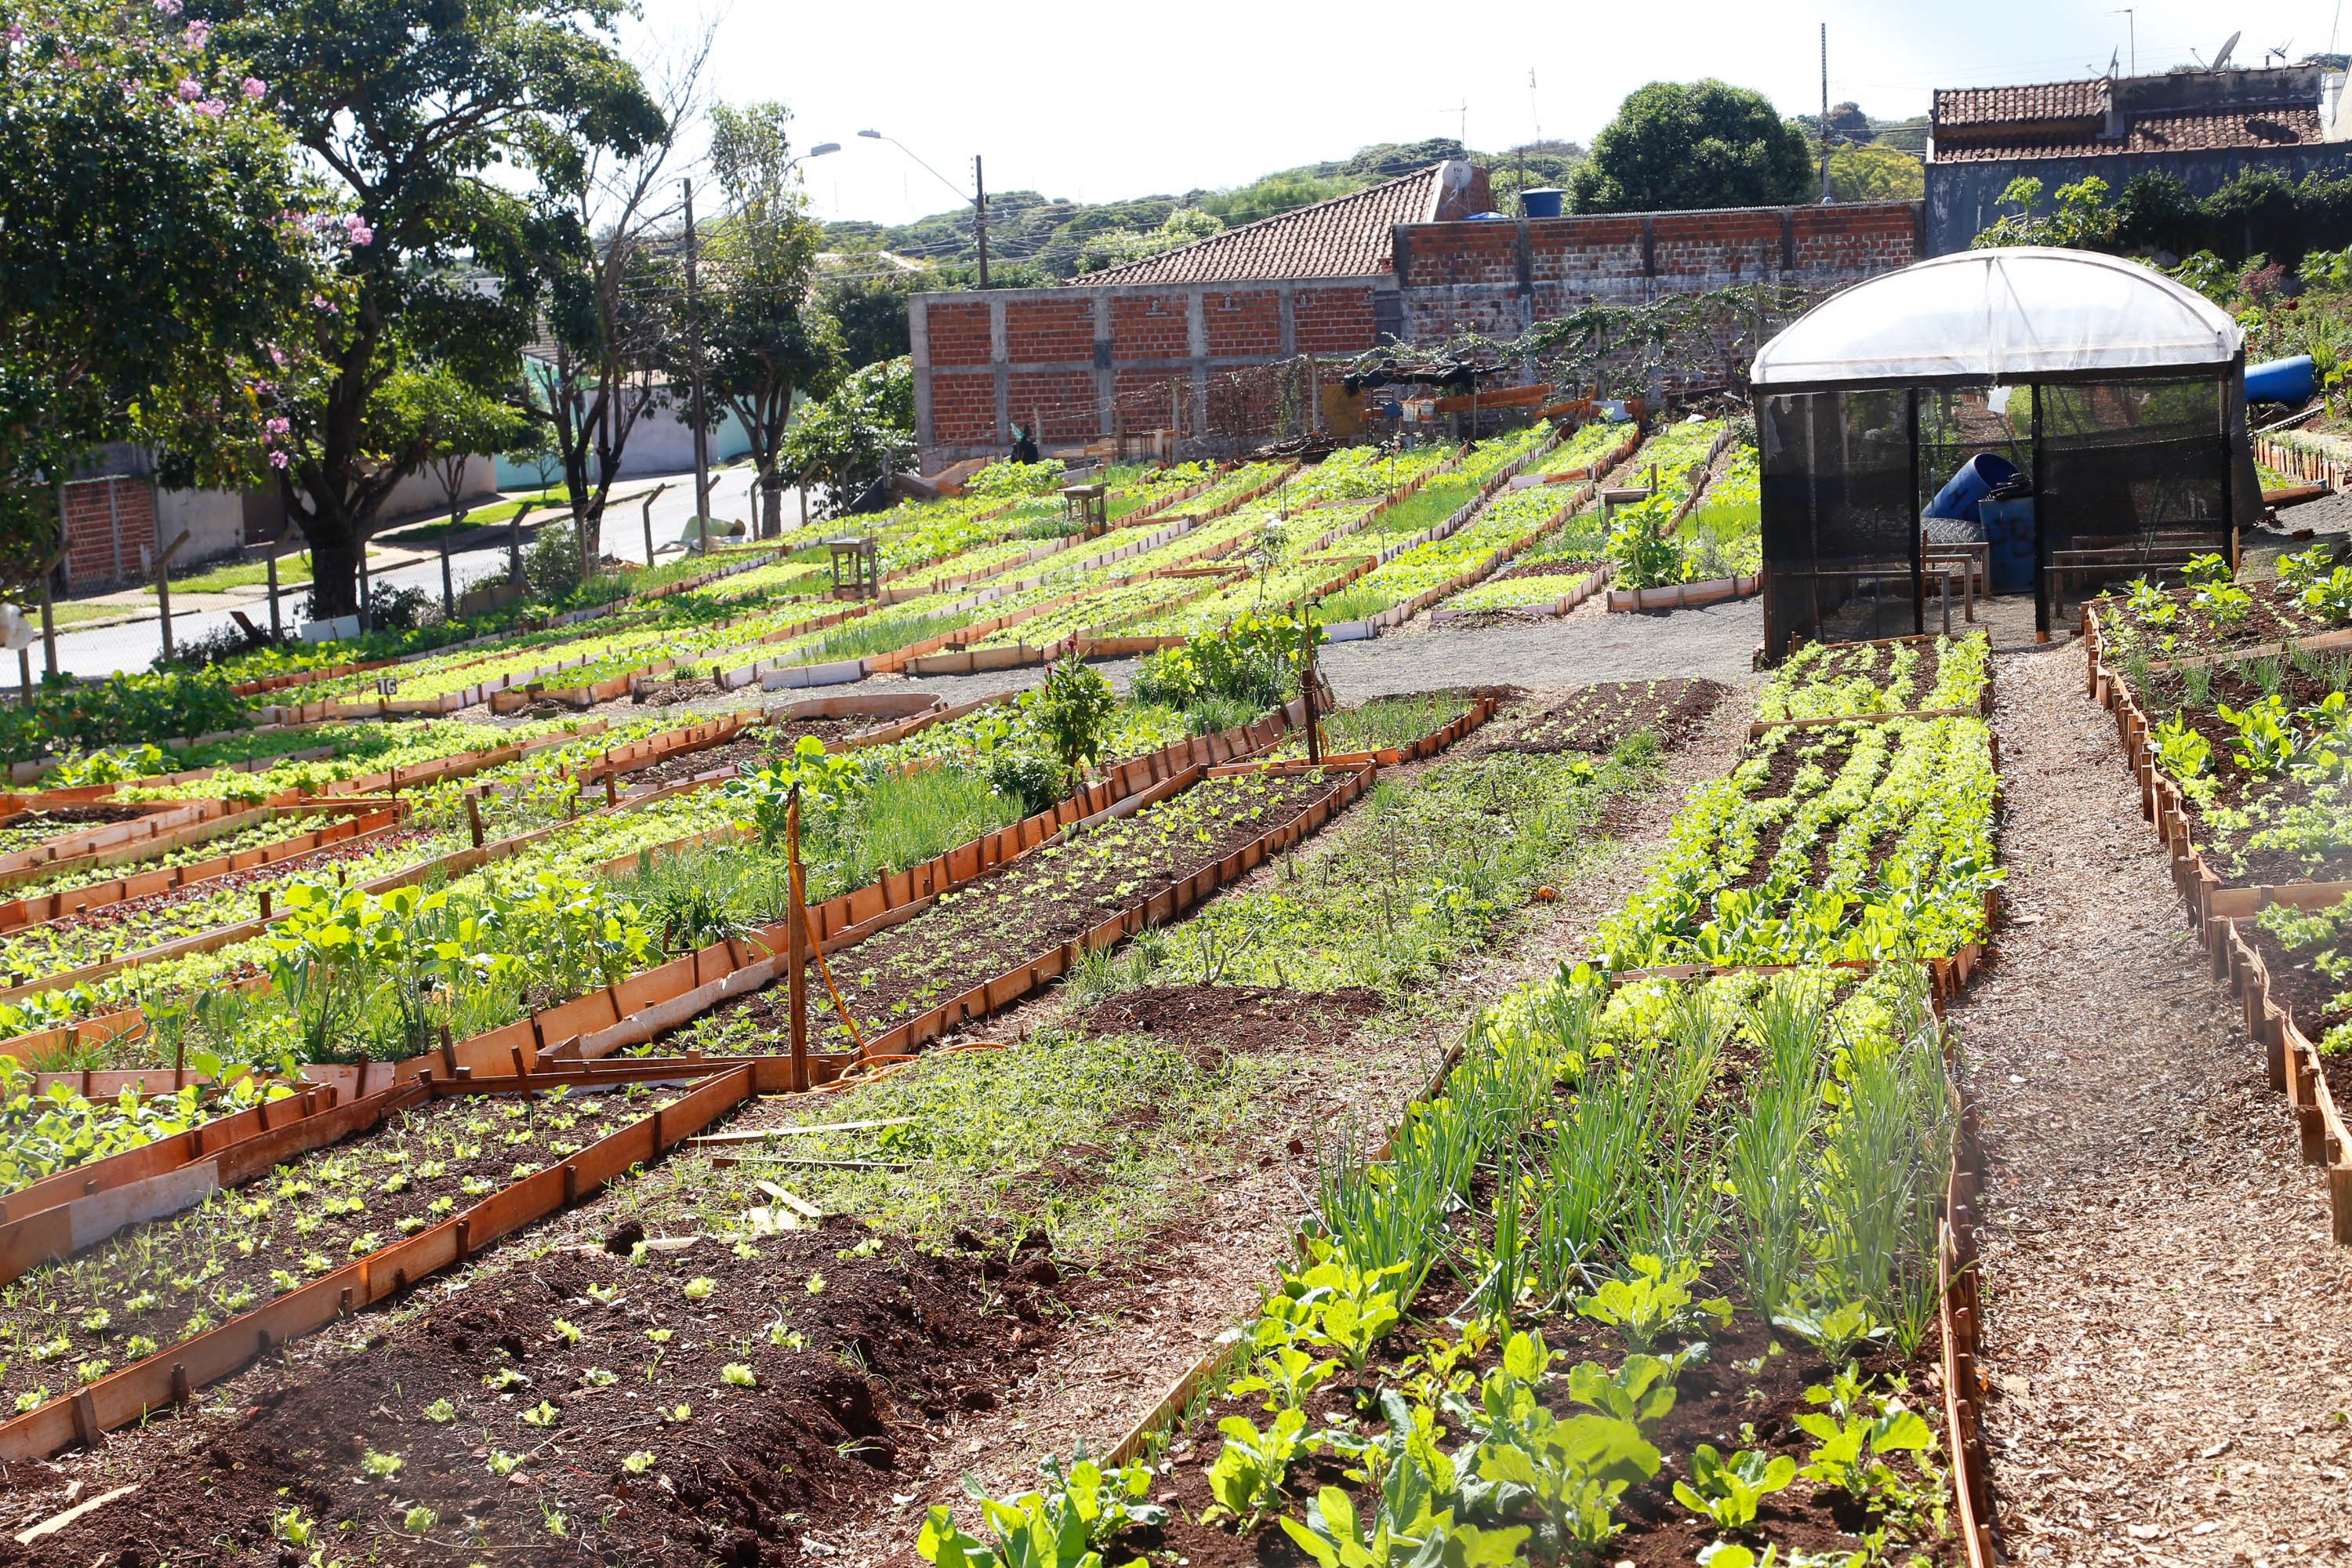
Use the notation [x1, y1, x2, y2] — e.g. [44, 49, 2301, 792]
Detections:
[800, 901, 866, 1054]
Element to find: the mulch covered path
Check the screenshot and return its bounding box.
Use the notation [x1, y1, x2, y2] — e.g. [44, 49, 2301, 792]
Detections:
[1956, 648, 2352, 1565]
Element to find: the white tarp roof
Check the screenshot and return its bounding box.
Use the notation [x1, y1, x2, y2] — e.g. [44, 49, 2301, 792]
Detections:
[1750, 246, 2241, 389]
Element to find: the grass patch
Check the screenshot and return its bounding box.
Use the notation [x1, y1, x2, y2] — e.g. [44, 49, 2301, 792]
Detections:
[27, 601, 133, 629]
[719, 1029, 1263, 1256]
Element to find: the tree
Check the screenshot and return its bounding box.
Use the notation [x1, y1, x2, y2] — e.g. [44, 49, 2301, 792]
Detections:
[821, 271, 923, 368]
[1972, 176, 2121, 251]
[518, 24, 710, 561]
[698, 101, 844, 536]
[781, 358, 914, 516]
[1, 0, 319, 609]
[386, 365, 534, 610]
[1569, 81, 1814, 214]
[1076, 209, 1223, 274]
[209, 0, 664, 616]
[1826, 143, 1925, 203]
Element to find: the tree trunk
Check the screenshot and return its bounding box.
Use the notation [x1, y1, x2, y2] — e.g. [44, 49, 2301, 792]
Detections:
[302, 525, 366, 619]
[761, 472, 786, 537]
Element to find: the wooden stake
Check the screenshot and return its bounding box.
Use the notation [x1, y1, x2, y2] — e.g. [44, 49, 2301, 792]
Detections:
[787, 786, 808, 1091]
[465, 792, 484, 848]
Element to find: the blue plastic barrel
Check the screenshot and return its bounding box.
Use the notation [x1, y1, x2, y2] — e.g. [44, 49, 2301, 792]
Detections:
[1928, 452, 2020, 521]
[1978, 497, 2037, 595]
[2246, 354, 2318, 405]
[1521, 187, 1566, 218]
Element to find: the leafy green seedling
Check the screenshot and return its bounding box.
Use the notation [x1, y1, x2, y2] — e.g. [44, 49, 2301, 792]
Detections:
[1673, 1444, 1798, 1529]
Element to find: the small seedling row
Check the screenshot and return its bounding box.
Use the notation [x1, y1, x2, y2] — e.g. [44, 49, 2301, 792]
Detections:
[1491, 679, 1730, 755]
[0, 1055, 791, 1462]
[0, 801, 407, 935]
[2214, 919, 2352, 1243]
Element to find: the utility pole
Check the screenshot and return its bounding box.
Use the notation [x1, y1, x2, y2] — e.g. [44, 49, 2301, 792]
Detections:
[2114, 8, 2136, 76]
[682, 176, 711, 542]
[1819, 24, 1831, 203]
[972, 154, 990, 289]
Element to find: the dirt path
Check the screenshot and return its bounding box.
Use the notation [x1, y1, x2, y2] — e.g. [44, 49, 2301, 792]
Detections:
[819, 686, 1759, 1567]
[1956, 648, 2352, 1564]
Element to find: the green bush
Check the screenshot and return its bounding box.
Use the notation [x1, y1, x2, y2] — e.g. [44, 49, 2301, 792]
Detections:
[1, 670, 253, 764]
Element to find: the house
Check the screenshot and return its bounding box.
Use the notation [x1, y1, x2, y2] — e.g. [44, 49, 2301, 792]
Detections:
[1924, 64, 2352, 253]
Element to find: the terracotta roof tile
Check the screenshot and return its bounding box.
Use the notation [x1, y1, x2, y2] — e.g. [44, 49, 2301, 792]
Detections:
[1932, 104, 2325, 161]
[1080, 166, 1446, 285]
[1934, 79, 2108, 129]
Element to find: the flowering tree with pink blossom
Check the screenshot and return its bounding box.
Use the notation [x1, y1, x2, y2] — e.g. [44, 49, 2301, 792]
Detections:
[206, 0, 663, 617]
[0, 0, 325, 607]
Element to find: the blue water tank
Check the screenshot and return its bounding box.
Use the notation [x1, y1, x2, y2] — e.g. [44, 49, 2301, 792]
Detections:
[1521, 187, 1566, 219]
[2247, 354, 2318, 405]
[1978, 497, 2037, 595]
[1929, 452, 2020, 521]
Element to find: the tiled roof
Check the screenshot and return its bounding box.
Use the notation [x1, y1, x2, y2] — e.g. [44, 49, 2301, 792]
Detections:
[1080, 166, 1447, 285]
[1931, 104, 2326, 162]
[1934, 80, 2107, 129]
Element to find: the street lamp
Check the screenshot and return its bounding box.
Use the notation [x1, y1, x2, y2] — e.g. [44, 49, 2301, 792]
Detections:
[856, 128, 989, 286]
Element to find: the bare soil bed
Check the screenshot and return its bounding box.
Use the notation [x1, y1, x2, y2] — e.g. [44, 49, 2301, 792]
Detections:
[0, 1210, 1063, 1568]
[1491, 677, 1727, 753]
[1069, 982, 1384, 1058]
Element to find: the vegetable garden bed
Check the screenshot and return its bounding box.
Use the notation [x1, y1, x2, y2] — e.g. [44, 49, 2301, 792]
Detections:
[1491, 680, 1730, 754]
[0, 1058, 800, 1463]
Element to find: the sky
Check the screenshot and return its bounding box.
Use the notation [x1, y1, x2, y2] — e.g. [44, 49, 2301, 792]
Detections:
[625, 0, 2350, 229]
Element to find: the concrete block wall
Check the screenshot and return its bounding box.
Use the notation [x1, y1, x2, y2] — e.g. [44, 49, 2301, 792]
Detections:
[1395, 201, 1922, 352]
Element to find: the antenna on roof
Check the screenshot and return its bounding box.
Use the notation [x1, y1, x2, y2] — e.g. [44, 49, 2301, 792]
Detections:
[2107, 47, 2120, 78]
[2212, 30, 2241, 70]
[2264, 40, 2293, 67]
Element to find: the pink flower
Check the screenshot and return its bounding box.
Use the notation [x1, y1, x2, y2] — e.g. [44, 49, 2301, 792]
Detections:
[266, 416, 290, 435]
[241, 76, 266, 99]
[5, 22, 23, 43]
[268, 347, 286, 367]
[182, 19, 209, 47]
[345, 221, 374, 247]
[154, 0, 182, 15]
[176, 77, 201, 100]
[269, 449, 289, 470]
[194, 97, 226, 117]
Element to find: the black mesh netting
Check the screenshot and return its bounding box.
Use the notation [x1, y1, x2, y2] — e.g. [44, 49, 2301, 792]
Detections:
[1761, 390, 1921, 655]
[2034, 378, 2233, 628]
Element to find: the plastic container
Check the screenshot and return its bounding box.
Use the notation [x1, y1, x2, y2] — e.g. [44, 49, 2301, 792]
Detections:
[1977, 496, 2037, 594]
[1521, 187, 1566, 219]
[2246, 354, 2318, 405]
[1928, 452, 2020, 521]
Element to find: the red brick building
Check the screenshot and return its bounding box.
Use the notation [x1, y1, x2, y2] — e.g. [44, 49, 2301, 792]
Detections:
[909, 161, 1925, 466]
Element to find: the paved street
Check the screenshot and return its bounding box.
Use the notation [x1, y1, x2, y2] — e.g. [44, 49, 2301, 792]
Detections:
[34, 469, 764, 678]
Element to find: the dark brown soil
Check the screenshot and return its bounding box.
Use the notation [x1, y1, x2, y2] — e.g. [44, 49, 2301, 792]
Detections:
[1072, 983, 1384, 1058]
[2134, 664, 2352, 884]
[0, 1221, 1065, 1568]
[0, 804, 150, 831]
[673, 771, 1356, 1055]
[1123, 1269, 1956, 1568]
[1488, 555, 1603, 584]
[2095, 577, 2331, 661]
[1494, 679, 1728, 754]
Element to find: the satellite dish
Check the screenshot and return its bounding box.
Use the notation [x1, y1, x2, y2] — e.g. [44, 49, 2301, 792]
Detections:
[2212, 30, 2241, 71]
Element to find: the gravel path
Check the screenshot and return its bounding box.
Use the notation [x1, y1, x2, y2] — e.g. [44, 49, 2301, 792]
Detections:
[815, 688, 1759, 1566]
[1956, 646, 2352, 1565]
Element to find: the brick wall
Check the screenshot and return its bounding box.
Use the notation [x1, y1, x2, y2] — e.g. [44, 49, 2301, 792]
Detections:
[909, 199, 1922, 463]
[912, 278, 1388, 463]
[60, 475, 155, 588]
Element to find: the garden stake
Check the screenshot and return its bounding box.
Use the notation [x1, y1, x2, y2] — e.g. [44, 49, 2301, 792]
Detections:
[465, 793, 484, 848]
[787, 786, 809, 1090]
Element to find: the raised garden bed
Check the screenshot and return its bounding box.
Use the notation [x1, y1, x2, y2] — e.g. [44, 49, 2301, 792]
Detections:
[0, 1058, 798, 1463]
[1493, 679, 1729, 753]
